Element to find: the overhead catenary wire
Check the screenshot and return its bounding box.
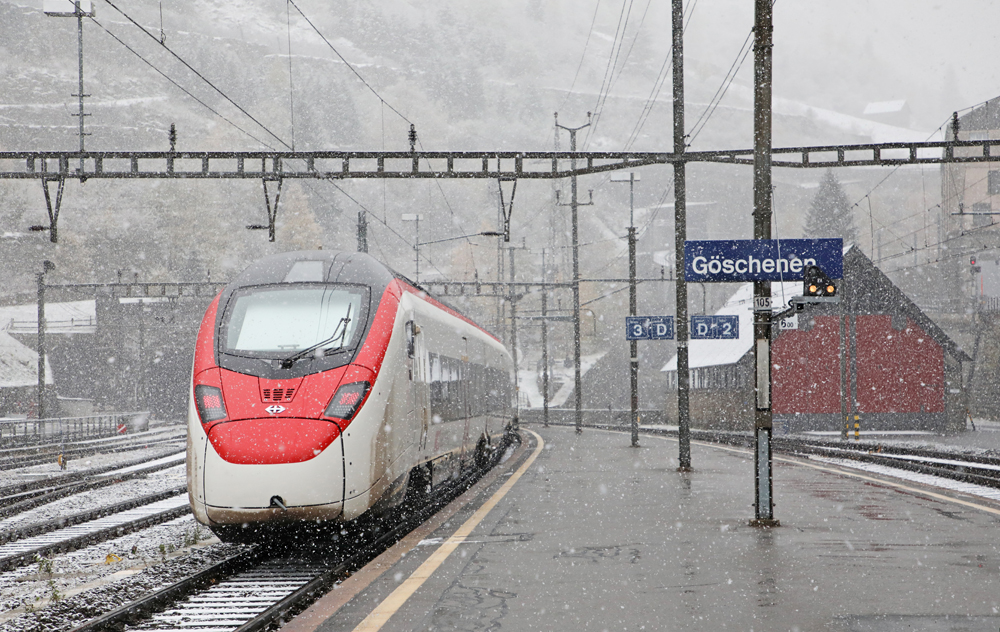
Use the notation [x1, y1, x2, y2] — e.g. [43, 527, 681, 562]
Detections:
[621, 0, 696, 151]
[685, 27, 754, 147]
[558, 0, 603, 112]
[89, 17, 277, 149]
[103, 0, 293, 150]
[596, 0, 654, 123]
[286, 0, 412, 126]
[583, 0, 633, 150]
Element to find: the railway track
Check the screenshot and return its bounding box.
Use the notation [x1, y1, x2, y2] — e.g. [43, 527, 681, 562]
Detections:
[0, 428, 185, 471]
[0, 451, 186, 519]
[0, 492, 190, 573]
[632, 423, 1000, 490]
[66, 432, 521, 632]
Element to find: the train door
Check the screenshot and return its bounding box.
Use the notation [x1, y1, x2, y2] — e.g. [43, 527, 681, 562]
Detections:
[460, 336, 472, 464]
[406, 318, 431, 452]
[406, 319, 429, 453]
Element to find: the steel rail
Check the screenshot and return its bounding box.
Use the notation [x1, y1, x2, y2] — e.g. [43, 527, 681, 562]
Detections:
[0, 494, 191, 573]
[67, 431, 522, 632]
[0, 484, 187, 546]
[0, 433, 185, 471]
[0, 450, 185, 518]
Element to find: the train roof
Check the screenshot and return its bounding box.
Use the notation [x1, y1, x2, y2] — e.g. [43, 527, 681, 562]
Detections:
[226, 250, 492, 339]
[227, 250, 396, 291]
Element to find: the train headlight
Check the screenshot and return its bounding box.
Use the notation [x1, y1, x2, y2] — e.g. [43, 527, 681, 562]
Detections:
[195, 384, 228, 423]
[324, 381, 371, 421]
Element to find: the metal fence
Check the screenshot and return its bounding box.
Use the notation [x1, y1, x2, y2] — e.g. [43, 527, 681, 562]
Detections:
[0, 412, 150, 448]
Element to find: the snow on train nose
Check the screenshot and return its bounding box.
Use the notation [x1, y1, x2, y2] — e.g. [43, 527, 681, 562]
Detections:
[202, 418, 344, 523]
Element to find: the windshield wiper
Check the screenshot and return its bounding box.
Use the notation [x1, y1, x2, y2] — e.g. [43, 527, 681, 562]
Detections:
[280, 304, 352, 369]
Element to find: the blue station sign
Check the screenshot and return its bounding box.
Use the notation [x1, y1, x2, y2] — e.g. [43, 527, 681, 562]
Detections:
[690, 315, 739, 340]
[626, 316, 674, 341]
[684, 239, 843, 283]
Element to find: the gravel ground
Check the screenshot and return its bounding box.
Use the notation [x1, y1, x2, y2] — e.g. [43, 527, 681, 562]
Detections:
[0, 465, 187, 534]
[0, 515, 246, 630]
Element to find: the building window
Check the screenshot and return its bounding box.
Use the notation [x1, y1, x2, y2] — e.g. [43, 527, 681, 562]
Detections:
[989, 170, 1000, 195]
[969, 131, 989, 141]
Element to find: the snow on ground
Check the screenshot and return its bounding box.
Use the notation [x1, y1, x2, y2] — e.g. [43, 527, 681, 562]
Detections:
[4, 441, 185, 486]
[0, 464, 186, 533]
[807, 455, 1000, 505]
[0, 514, 227, 624]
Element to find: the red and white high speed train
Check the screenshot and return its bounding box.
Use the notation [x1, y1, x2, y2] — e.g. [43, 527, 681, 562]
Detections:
[187, 250, 514, 540]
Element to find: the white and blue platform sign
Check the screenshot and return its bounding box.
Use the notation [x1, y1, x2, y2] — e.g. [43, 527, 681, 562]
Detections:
[626, 316, 674, 340]
[685, 239, 843, 282]
[690, 315, 739, 339]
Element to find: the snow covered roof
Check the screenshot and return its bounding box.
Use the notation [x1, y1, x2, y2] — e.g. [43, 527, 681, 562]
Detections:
[0, 300, 96, 335]
[863, 100, 907, 115]
[662, 281, 801, 372]
[0, 331, 53, 388]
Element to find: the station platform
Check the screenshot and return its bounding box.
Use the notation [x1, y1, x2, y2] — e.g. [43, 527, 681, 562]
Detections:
[285, 425, 1000, 632]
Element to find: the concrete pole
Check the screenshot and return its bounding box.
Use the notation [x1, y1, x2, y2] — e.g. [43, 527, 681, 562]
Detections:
[672, 0, 692, 470]
[751, 0, 778, 526]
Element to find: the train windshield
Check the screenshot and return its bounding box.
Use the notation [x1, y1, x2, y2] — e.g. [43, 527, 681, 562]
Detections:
[222, 285, 367, 358]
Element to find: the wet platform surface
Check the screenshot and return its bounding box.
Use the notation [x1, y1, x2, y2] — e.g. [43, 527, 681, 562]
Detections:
[288, 425, 1000, 631]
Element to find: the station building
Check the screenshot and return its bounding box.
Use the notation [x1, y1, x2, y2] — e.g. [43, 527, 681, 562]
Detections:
[663, 246, 970, 434]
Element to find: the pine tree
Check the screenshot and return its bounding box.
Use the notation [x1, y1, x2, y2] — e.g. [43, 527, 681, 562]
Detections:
[802, 170, 858, 245]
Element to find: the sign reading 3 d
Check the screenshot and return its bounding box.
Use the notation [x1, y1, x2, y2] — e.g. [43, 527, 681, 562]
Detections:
[684, 239, 843, 282]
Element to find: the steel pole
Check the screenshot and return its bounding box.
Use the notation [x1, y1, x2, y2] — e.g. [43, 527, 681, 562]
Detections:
[76, 2, 85, 173]
[751, 0, 778, 527]
[556, 116, 591, 434]
[509, 246, 519, 419]
[541, 249, 550, 427]
[672, 0, 691, 470]
[629, 224, 639, 447]
[36, 272, 46, 420]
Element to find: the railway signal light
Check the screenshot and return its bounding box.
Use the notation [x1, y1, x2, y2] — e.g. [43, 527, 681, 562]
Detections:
[803, 265, 836, 298]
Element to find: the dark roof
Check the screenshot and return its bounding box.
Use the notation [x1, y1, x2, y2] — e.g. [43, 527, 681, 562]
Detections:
[786, 246, 971, 362]
[958, 96, 1000, 133]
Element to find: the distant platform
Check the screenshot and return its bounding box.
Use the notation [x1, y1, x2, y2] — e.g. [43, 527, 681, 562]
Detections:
[287, 425, 1000, 632]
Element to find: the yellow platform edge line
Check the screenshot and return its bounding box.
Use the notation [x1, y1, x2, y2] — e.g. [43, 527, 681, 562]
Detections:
[351, 429, 545, 632]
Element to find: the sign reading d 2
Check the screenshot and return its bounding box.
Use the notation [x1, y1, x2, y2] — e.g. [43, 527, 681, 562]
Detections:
[685, 239, 843, 282]
[626, 316, 674, 340]
[690, 315, 739, 340]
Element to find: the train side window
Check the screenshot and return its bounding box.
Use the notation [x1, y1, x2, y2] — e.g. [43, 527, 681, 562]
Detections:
[406, 320, 416, 358]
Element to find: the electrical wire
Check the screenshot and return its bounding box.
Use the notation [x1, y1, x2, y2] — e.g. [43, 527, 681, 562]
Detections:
[286, 0, 412, 126]
[589, 0, 654, 143]
[88, 17, 276, 149]
[583, 0, 632, 149]
[685, 27, 754, 147]
[103, 0, 292, 150]
[558, 0, 602, 112]
[621, 0, 696, 151]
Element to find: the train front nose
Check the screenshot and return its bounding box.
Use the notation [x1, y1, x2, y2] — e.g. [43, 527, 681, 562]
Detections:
[201, 418, 345, 524]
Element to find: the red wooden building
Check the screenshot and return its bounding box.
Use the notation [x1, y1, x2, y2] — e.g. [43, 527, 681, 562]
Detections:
[663, 246, 969, 433]
[773, 246, 969, 433]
